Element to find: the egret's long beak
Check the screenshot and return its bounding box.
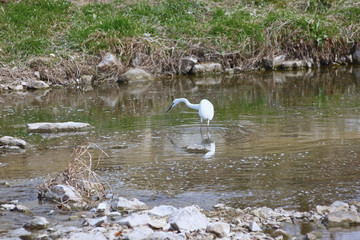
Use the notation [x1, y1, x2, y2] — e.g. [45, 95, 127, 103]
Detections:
[166, 104, 174, 112]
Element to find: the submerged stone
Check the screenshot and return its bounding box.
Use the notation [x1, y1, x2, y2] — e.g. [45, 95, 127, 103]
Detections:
[24, 216, 49, 230]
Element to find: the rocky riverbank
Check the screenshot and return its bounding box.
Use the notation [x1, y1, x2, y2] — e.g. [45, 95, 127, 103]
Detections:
[1, 43, 360, 93]
[2, 194, 360, 240]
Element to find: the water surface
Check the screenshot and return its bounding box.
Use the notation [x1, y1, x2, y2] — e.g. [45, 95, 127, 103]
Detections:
[1, 66, 360, 238]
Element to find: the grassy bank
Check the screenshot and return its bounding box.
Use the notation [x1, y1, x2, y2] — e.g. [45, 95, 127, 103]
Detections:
[0, 0, 359, 75]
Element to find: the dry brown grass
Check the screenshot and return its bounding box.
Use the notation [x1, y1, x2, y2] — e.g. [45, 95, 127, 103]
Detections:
[38, 143, 110, 205]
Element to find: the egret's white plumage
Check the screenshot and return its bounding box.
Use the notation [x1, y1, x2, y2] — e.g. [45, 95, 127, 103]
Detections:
[167, 98, 214, 131]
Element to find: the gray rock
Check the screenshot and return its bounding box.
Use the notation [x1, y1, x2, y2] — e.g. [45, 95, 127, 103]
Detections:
[118, 68, 153, 83]
[248, 221, 262, 232]
[329, 201, 349, 213]
[225, 68, 234, 75]
[123, 226, 154, 240]
[148, 218, 167, 229]
[66, 231, 108, 240]
[45, 184, 82, 203]
[306, 232, 317, 240]
[180, 57, 198, 74]
[11, 228, 33, 239]
[150, 231, 186, 240]
[9, 84, 24, 91]
[263, 55, 286, 70]
[169, 205, 209, 232]
[316, 205, 329, 215]
[191, 63, 222, 75]
[84, 216, 107, 227]
[273, 55, 286, 68]
[97, 52, 120, 70]
[118, 213, 151, 227]
[24, 216, 49, 230]
[206, 222, 230, 238]
[148, 205, 178, 217]
[110, 197, 147, 211]
[271, 229, 289, 239]
[0, 136, 27, 149]
[280, 60, 307, 70]
[96, 202, 109, 216]
[253, 207, 274, 219]
[26, 122, 91, 133]
[190, 64, 206, 74]
[353, 44, 360, 64]
[27, 80, 50, 89]
[1, 204, 16, 211]
[325, 211, 360, 226]
[184, 144, 209, 154]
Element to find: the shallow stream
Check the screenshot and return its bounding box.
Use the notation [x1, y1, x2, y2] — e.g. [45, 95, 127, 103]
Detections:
[1, 66, 360, 239]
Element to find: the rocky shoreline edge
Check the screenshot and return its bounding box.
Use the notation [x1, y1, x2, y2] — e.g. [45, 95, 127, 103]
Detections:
[1, 44, 360, 92]
[2, 193, 360, 240]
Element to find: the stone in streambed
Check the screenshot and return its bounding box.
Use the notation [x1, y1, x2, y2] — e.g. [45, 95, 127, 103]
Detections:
[0, 136, 27, 149]
[168, 205, 208, 232]
[26, 122, 91, 133]
[24, 216, 49, 230]
[324, 211, 360, 227]
[206, 222, 230, 238]
[148, 205, 178, 217]
[110, 197, 147, 212]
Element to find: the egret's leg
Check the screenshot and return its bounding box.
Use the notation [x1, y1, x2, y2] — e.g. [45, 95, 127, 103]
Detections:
[207, 120, 210, 132]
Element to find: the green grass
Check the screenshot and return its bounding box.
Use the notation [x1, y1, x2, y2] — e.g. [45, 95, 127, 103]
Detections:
[0, 0, 359, 66]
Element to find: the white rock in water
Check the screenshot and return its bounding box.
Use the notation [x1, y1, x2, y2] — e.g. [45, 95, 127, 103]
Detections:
[0, 136, 27, 149]
[45, 184, 82, 202]
[27, 80, 50, 89]
[118, 213, 151, 227]
[206, 222, 230, 238]
[325, 211, 360, 226]
[1, 204, 16, 211]
[249, 221, 262, 232]
[329, 201, 349, 213]
[169, 205, 208, 232]
[110, 197, 147, 211]
[26, 121, 91, 133]
[148, 205, 178, 217]
[118, 68, 153, 83]
[184, 144, 209, 154]
[24, 216, 49, 230]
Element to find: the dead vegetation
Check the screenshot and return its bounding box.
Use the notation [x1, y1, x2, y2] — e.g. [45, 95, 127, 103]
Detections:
[38, 144, 110, 206]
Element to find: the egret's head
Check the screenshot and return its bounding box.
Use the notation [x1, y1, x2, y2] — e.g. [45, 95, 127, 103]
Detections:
[166, 98, 186, 112]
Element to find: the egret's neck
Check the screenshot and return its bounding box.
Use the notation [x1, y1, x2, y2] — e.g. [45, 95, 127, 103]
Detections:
[182, 99, 199, 110]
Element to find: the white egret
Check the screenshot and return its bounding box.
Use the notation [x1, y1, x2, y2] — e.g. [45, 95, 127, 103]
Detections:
[166, 98, 214, 132]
